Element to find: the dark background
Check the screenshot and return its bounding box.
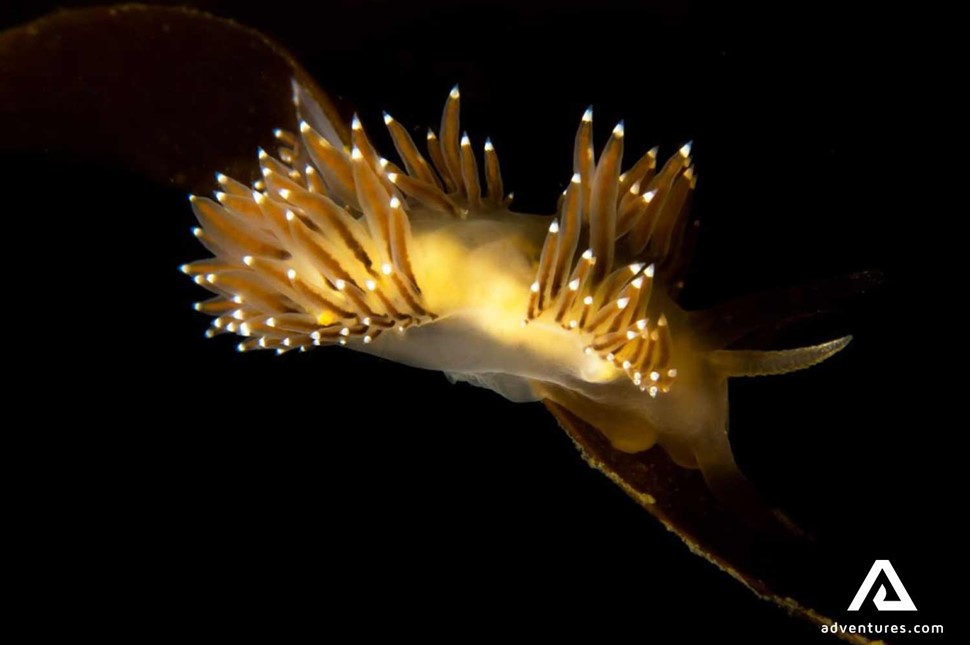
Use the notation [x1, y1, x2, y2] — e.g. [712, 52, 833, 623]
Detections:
[2, 1, 953, 642]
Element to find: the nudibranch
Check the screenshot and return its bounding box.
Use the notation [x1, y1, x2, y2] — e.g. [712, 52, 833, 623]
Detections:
[183, 81, 850, 513]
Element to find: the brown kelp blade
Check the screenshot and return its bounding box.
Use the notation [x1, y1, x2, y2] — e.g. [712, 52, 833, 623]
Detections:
[690, 271, 884, 351]
[0, 4, 348, 194]
[543, 401, 883, 645]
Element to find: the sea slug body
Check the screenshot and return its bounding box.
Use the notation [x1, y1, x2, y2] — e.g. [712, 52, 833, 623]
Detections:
[184, 81, 850, 512]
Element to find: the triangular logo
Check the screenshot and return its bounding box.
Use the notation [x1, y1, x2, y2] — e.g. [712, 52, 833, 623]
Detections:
[847, 560, 917, 611]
